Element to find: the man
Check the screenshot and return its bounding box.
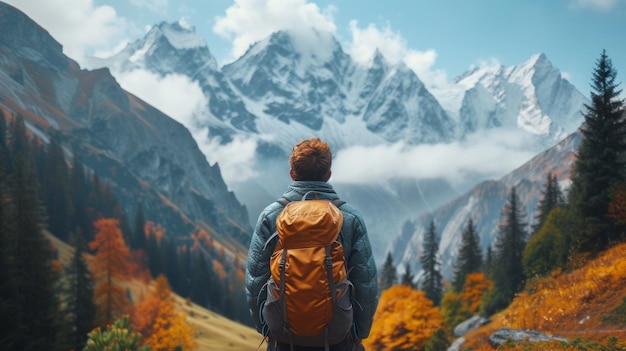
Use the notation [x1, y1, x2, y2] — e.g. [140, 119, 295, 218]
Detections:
[246, 137, 378, 351]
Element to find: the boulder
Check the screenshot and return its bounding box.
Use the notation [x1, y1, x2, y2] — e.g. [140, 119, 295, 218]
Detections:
[488, 327, 568, 347]
[454, 315, 490, 337]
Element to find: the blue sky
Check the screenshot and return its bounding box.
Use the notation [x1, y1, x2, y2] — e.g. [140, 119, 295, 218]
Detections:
[5, 0, 626, 97]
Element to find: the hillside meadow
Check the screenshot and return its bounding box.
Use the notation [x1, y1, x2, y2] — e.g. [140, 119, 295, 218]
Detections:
[460, 242, 626, 350]
[47, 231, 264, 351]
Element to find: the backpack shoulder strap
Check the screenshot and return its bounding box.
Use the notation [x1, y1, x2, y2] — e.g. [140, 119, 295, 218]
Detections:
[276, 197, 290, 207]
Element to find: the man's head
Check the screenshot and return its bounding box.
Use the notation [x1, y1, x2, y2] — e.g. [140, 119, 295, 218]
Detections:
[289, 137, 332, 181]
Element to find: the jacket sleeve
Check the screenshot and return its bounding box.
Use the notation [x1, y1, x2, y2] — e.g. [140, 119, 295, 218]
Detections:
[346, 213, 379, 339]
[245, 208, 274, 333]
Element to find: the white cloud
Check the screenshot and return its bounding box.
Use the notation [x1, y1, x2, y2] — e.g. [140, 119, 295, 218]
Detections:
[347, 20, 449, 90]
[332, 128, 535, 186]
[113, 69, 259, 183]
[213, 0, 336, 61]
[4, 0, 128, 65]
[570, 0, 621, 10]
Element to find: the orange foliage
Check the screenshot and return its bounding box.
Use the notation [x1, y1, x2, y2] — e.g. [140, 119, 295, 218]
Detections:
[213, 259, 226, 280]
[364, 285, 444, 351]
[608, 186, 626, 225]
[486, 242, 626, 338]
[89, 218, 133, 326]
[132, 275, 197, 351]
[145, 221, 166, 243]
[461, 272, 492, 314]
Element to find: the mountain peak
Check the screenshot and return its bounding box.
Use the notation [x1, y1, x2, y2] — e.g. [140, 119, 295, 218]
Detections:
[148, 20, 207, 51]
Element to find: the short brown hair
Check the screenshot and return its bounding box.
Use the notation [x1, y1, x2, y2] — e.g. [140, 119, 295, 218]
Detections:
[289, 137, 332, 181]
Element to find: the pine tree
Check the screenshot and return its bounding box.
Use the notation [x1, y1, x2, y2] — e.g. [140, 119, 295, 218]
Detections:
[482, 187, 528, 316]
[379, 251, 397, 291]
[420, 220, 443, 306]
[0, 114, 21, 350]
[132, 203, 147, 251]
[63, 231, 96, 351]
[400, 263, 416, 288]
[89, 218, 133, 326]
[452, 217, 483, 292]
[567, 50, 626, 254]
[7, 115, 61, 350]
[43, 135, 71, 241]
[69, 153, 90, 241]
[532, 172, 565, 235]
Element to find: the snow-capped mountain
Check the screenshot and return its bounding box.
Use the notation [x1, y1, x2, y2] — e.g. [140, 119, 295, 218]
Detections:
[88, 21, 257, 142]
[89, 21, 588, 263]
[436, 53, 587, 149]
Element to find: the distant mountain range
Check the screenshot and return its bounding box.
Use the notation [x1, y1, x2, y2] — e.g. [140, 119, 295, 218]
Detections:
[87, 21, 588, 268]
[0, 2, 589, 277]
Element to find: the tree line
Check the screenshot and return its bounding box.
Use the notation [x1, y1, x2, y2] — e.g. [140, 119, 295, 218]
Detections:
[0, 112, 248, 350]
[368, 50, 626, 350]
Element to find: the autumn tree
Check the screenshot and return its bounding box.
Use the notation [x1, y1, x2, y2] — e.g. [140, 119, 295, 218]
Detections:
[379, 251, 397, 292]
[90, 218, 133, 326]
[461, 272, 492, 314]
[452, 217, 482, 292]
[62, 231, 96, 351]
[482, 187, 527, 316]
[364, 285, 444, 351]
[567, 50, 626, 254]
[133, 275, 196, 351]
[420, 220, 443, 306]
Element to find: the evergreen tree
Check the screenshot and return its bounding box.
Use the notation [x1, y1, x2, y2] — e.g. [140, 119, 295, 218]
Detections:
[69, 153, 90, 241]
[400, 263, 416, 288]
[379, 251, 397, 292]
[532, 172, 565, 235]
[420, 220, 443, 306]
[452, 217, 483, 292]
[482, 187, 528, 316]
[44, 136, 71, 241]
[190, 253, 211, 308]
[63, 231, 96, 351]
[567, 50, 626, 254]
[0, 114, 21, 350]
[132, 203, 147, 251]
[7, 115, 61, 350]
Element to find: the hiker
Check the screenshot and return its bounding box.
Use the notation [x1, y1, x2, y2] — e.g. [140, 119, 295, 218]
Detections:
[246, 137, 378, 351]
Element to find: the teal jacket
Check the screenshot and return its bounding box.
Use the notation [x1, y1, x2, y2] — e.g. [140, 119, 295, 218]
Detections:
[245, 181, 378, 339]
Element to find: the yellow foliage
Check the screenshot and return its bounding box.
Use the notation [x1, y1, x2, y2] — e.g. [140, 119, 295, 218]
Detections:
[364, 285, 443, 351]
[461, 272, 492, 314]
[491, 242, 626, 332]
[133, 275, 197, 351]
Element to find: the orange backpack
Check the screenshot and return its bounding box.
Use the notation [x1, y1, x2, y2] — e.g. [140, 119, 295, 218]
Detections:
[261, 193, 354, 350]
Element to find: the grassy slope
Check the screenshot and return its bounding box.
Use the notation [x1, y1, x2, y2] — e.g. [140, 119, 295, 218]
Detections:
[47, 232, 264, 351]
[461, 242, 626, 350]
